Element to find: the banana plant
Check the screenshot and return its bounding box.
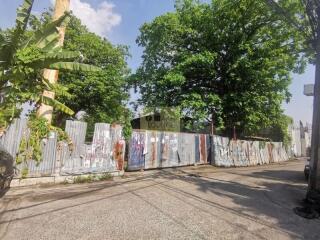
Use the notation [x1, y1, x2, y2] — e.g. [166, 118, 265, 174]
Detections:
[0, 0, 100, 163]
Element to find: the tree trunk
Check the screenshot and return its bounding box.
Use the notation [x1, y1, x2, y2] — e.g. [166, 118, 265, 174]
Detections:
[211, 111, 215, 135]
[37, 0, 70, 123]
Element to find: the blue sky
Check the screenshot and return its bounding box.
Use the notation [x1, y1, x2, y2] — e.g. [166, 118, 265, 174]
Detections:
[0, 0, 314, 124]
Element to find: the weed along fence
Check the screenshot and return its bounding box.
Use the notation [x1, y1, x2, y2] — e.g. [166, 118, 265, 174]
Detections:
[0, 119, 125, 178]
[128, 130, 290, 170]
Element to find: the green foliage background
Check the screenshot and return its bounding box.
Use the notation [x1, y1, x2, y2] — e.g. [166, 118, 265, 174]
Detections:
[29, 11, 132, 139]
[132, 0, 306, 140]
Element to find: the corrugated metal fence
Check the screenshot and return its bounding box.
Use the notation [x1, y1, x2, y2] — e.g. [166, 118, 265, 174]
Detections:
[288, 122, 312, 157]
[128, 130, 289, 170]
[0, 119, 125, 177]
[59, 121, 125, 175]
[1, 120, 290, 176]
[128, 130, 210, 170]
[212, 136, 288, 167]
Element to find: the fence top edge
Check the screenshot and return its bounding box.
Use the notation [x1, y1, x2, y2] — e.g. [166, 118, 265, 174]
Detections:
[131, 129, 286, 145]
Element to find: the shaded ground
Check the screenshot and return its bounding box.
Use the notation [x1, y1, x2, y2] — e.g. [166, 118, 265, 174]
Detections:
[0, 159, 319, 240]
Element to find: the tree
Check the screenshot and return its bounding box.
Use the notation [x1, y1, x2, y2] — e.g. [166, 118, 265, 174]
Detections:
[31, 12, 132, 139]
[132, 0, 305, 139]
[264, 0, 320, 217]
[37, 0, 70, 123]
[0, 0, 99, 164]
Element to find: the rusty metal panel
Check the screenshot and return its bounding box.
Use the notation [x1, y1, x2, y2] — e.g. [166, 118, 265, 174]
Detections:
[194, 134, 208, 164]
[199, 134, 207, 164]
[144, 131, 159, 169]
[111, 124, 125, 171]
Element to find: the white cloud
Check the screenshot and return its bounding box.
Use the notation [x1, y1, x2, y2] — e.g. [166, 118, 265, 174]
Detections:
[51, 0, 121, 37]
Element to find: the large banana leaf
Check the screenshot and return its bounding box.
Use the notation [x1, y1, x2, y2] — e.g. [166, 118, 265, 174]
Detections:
[44, 51, 80, 60]
[35, 33, 59, 51]
[16, 0, 34, 31]
[0, 33, 13, 64]
[49, 62, 101, 72]
[31, 13, 71, 50]
[41, 78, 72, 98]
[1, 0, 34, 68]
[12, 0, 34, 47]
[27, 51, 80, 68]
[40, 95, 74, 115]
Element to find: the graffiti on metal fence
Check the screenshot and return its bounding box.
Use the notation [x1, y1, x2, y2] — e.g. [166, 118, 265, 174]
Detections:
[128, 130, 210, 170]
[212, 136, 288, 167]
[128, 131, 289, 170]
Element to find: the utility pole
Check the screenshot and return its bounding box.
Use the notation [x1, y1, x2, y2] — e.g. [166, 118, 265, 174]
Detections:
[264, 0, 320, 218]
[308, 22, 320, 199]
[37, 0, 70, 123]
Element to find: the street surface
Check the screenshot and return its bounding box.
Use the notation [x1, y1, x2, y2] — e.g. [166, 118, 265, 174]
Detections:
[0, 159, 319, 240]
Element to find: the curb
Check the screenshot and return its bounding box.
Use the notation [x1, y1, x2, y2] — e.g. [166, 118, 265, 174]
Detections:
[10, 171, 124, 187]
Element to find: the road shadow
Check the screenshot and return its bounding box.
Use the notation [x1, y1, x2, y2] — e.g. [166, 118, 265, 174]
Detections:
[153, 168, 319, 239]
[243, 169, 306, 183]
[1, 166, 319, 239]
[0, 171, 172, 219]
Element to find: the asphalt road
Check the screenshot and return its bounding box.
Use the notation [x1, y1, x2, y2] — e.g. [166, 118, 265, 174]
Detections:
[0, 159, 319, 240]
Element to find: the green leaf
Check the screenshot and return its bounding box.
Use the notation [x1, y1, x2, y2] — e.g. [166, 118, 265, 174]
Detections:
[5, 0, 34, 62]
[43, 51, 80, 60]
[15, 0, 34, 35]
[133, 0, 306, 139]
[40, 95, 74, 115]
[27, 51, 80, 68]
[49, 62, 101, 72]
[32, 13, 71, 50]
[41, 78, 72, 99]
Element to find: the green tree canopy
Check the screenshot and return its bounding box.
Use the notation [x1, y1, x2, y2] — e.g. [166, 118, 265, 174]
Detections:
[132, 0, 306, 139]
[31, 12, 132, 138]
